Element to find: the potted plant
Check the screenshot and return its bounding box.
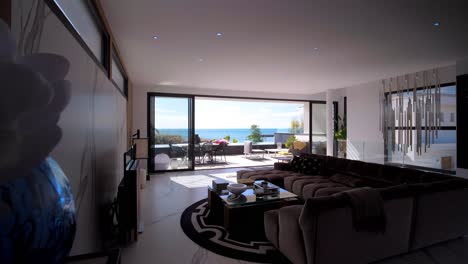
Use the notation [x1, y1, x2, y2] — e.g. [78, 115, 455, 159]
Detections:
[285, 135, 297, 153]
[334, 115, 347, 157]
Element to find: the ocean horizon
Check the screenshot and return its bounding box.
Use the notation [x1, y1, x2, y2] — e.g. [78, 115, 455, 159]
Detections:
[157, 128, 293, 143]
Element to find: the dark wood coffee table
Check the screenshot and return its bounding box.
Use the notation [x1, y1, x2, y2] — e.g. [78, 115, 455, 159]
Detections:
[208, 181, 300, 240]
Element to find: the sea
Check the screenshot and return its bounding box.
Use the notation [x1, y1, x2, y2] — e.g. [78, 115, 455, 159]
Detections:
[158, 128, 291, 143]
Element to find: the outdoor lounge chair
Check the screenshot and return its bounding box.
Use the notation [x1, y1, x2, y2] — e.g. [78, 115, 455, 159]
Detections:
[243, 141, 265, 159]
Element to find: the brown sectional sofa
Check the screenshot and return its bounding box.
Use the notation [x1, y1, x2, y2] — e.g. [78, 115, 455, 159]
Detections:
[236, 154, 468, 264]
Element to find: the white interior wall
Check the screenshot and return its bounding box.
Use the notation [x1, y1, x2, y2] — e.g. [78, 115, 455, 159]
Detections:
[456, 58, 468, 76]
[12, 0, 128, 255]
[345, 81, 385, 163]
[133, 85, 325, 138]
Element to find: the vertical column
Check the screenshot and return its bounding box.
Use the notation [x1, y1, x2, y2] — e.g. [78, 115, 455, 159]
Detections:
[326, 90, 335, 156]
[456, 74, 468, 169]
[455, 59, 468, 177]
[303, 102, 310, 134]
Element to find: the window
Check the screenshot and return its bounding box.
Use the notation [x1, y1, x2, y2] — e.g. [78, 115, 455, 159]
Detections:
[386, 84, 456, 171]
[111, 50, 127, 96]
[53, 0, 105, 64]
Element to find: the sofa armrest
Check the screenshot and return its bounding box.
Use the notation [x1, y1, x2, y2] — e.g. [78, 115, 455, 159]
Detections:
[264, 210, 280, 248]
[274, 162, 292, 171]
[278, 205, 306, 264]
[299, 197, 413, 264]
[410, 186, 468, 249]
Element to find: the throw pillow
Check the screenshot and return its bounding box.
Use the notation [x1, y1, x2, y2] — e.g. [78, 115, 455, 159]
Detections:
[290, 156, 303, 172]
[330, 173, 366, 187]
[300, 156, 322, 175]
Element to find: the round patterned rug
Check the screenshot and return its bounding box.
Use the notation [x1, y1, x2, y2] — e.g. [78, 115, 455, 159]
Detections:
[180, 199, 290, 263]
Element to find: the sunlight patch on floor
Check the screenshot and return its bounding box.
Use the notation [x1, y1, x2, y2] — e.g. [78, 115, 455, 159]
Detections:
[208, 172, 238, 183]
[170, 175, 216, 188]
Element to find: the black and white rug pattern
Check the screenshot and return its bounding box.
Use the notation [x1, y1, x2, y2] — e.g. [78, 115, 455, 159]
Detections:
[180, 199, 290, 263]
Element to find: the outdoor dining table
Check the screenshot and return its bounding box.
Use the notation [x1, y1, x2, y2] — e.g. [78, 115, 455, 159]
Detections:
[197, 142, 221, 164]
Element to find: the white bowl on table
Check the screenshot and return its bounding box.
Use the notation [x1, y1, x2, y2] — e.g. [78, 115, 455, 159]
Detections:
[227, 183, 247, 196]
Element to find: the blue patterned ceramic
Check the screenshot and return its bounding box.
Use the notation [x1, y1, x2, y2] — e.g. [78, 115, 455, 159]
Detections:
[0, 157, 76, 263]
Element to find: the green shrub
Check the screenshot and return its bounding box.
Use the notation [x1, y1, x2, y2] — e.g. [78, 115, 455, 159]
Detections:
[232, 138, 238, 143]
[224, 135, 231, 141]
[247, 124, 263, 143]
[154, 134, 184, 144]
[285, 135, 297, 148]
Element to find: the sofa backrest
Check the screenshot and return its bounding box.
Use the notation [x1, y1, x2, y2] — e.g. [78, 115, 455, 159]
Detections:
[302, 153, 458, 186]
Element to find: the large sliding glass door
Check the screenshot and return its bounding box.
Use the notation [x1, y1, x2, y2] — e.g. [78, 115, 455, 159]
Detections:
[149, 94, 194, 172]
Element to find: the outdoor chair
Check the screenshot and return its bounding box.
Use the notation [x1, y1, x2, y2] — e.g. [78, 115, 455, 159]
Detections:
[169, 144, 188, 162]
[213, 142, 227, 163]
[243, 141, 265, 159]
[201, 142, 215, 163]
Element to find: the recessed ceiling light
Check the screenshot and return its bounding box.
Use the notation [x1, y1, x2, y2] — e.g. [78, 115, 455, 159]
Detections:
[198, 58, 204, 62]
[216, 32, 223, 37]
[433, 21, 440, 27]
[153, 35, 159, 40]
[314, 47, 319, 51]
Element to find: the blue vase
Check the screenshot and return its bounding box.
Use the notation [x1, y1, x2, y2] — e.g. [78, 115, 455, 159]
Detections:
[0, 157, 76, 263]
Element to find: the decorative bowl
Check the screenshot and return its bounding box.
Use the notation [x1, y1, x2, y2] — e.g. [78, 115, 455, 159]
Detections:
[227, 183, 247, 196]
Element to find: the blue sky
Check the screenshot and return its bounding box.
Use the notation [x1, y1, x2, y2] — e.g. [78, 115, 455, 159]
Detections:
[154, 97, 306, 129]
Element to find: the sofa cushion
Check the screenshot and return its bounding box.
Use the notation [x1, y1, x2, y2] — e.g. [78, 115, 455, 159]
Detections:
[302, 182, 349, 200]
[330, 173, 367, 187]
[237, 169, 305, 189]
[284, 175, 324, 192]
[291, 178, 330, 197]
[284, 176, 305, 191]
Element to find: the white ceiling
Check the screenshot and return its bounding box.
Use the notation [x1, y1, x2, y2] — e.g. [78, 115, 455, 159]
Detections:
[101, 0, 468, 95]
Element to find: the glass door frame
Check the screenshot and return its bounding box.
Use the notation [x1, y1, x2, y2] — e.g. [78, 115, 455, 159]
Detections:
[147, 93, 195, 173]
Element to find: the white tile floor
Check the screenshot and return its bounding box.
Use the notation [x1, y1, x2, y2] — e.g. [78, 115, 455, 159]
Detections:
[194, 154, 279, 170]
[122, 167, 468, 264]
